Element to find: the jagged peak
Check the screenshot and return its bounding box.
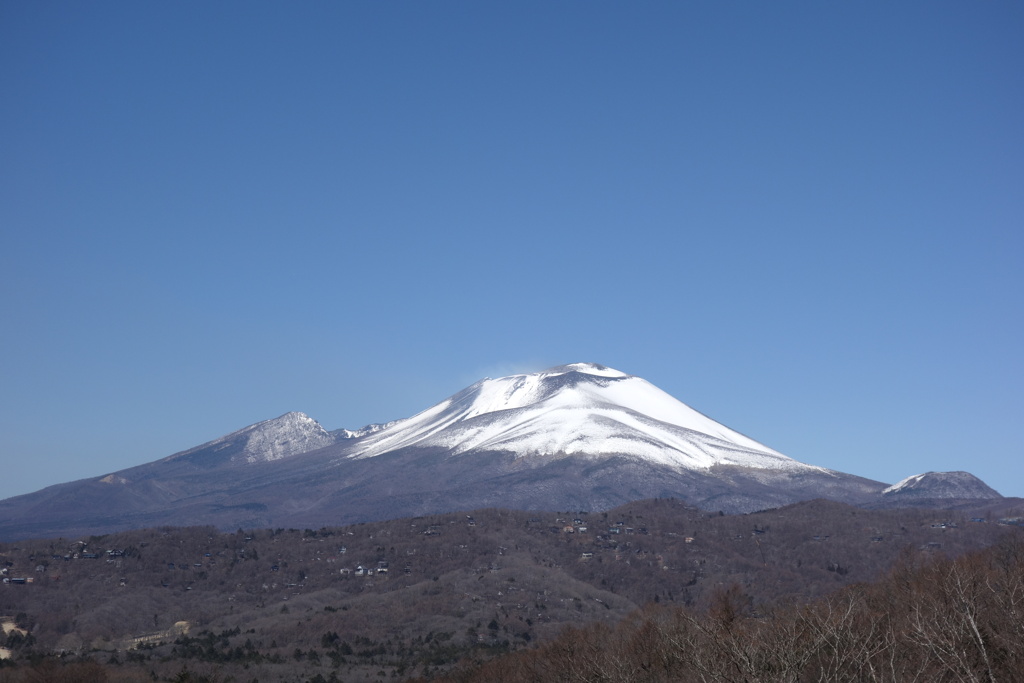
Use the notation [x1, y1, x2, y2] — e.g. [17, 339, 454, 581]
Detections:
[250, 411, 320, 431]
[239, 412, 333, 463]
[334, 420, 403, 440]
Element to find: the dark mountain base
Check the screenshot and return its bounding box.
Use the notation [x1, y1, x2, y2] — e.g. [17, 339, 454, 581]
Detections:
[0, 499, 1020, 683]
[0, 446, 889, 540]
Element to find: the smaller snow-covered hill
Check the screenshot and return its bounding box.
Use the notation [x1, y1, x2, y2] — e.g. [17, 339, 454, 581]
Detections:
[882, 471, 1002, 500]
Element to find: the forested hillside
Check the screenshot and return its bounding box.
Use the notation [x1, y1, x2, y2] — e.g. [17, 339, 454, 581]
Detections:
[432, 536, 1024, 682]
[0, 498, 1020, 682]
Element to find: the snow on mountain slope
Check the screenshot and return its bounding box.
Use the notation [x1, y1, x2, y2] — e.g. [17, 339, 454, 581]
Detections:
[239, 412, 336, 463]
[883, 474, 929, 494]
[347, 363, 821, 472]
[166, 411, 337, 465]
[332, 420, 402, 440]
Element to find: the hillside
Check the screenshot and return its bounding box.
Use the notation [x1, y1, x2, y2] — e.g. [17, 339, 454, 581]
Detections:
[434, 535, 1024, 683]
[1, 498, 1020, 682]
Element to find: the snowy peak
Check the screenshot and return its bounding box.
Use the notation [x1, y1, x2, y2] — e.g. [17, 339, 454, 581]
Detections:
[882, 471, 1002, 499]
[347, 363, 816, 473]
[238, 412, 335, 463]
[166, 411, 337, 467]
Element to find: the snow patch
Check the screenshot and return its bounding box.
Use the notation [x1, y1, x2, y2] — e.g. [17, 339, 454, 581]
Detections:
[883, 473, 930, 494]
[335, 420, 403, 439]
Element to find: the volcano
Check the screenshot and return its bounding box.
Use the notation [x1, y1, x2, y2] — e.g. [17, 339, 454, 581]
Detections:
[0, 363, 910, 540]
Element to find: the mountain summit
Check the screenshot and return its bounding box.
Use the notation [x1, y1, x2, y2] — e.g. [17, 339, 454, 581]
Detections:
[347, 362, 815, 473]
[164, 411, 335, 466]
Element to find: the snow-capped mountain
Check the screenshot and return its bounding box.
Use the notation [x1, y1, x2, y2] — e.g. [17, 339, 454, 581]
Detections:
[0, 362, 1004, 541]
[346, 363, 819, 473]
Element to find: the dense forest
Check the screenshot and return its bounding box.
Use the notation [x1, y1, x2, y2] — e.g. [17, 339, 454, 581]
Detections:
[0, 498, 1020, 682]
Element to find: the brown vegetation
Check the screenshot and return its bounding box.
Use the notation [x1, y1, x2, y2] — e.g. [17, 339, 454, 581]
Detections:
[0, 498, 1019, 682]
[433, 536, 1024, 682]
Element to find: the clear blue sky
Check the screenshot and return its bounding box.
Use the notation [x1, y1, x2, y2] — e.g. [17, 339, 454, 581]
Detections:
[2, 2, 1021, 501]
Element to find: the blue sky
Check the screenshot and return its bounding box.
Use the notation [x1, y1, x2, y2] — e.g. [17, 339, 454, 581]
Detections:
[2, 2, 1022, 501]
